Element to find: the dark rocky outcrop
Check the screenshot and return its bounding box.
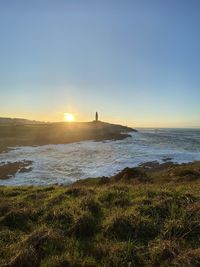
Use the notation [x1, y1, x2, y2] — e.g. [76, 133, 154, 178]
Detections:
[0, 161, 32, 180]
[113, 167, 149, 182]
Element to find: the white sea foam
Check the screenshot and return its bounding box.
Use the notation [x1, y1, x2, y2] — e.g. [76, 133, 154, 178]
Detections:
[0, 129, 200, 185]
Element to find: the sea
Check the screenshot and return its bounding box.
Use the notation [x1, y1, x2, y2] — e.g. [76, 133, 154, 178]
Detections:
[1, 128, 200, 186]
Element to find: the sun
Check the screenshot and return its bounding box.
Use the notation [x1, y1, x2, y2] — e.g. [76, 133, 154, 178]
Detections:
[64, 113, 75, 122]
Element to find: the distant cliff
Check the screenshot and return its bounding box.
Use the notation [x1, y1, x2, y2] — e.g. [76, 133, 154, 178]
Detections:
[0, 119, 137, 152]
[90, 120, 137, 133]
[0, 118, 137, 133]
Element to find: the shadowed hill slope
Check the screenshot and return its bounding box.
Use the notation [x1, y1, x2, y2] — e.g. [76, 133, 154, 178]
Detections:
[0, 120, 136, 153]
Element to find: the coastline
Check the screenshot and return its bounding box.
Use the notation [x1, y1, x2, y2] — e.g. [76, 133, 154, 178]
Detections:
[1, 158, 200, 184]
[1, 125, 200, 266]
[0, 121, 135, 154]
[1, 127, 200, 186]
[0, 132, 131, 154]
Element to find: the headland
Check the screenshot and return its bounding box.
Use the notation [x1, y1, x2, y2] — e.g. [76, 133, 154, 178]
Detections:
[0, 118, 136, 153]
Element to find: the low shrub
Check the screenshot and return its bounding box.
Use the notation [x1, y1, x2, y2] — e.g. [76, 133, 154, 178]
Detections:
[176, 248, 200, 266]
[99, 188, 131, 207]
[0, 208, 32, 230]
[71, 212, 98, 238]
[113, 167, 149, 183]
[103, 242, 144, 267]
[104, 212, 158, 241]
[3, 228, 63, 267]
[148, 239, 180, 266]
[66, 187, 86, 197]
[173, 168, 200, 181]
[80, 197, 101, 215]
[45, 207, 73, 231]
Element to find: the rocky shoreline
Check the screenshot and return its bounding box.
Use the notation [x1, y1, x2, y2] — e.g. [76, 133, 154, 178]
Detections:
[1, 159, 200, 184]
[0, 161, 33, 180]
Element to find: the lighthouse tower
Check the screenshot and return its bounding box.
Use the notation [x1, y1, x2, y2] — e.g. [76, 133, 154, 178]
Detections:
[95, 112, 99, 122]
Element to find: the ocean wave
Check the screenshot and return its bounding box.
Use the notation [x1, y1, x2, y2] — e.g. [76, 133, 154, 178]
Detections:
[0, 128, 200, 185]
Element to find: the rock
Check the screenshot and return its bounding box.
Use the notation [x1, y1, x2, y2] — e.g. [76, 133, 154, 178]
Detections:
[0, 160, 33, 179]
[113, 167, 149, 182]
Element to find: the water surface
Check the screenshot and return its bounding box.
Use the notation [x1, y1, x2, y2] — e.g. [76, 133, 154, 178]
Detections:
[1, 128, 200, 185]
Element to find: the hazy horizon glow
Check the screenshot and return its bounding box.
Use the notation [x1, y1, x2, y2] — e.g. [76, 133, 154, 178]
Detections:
[0, 0, 200, 128]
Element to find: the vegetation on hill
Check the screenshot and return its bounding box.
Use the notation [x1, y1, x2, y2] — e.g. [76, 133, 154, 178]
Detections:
[0, 121, 136, 153]
[0, 161, 200, 266]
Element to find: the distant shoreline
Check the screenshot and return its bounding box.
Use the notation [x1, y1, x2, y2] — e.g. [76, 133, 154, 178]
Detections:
[0, 120, 136, 154]
[0, 132, 131, 154]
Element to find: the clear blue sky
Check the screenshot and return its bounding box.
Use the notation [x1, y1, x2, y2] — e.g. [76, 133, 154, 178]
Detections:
[0, 0, 200, 127]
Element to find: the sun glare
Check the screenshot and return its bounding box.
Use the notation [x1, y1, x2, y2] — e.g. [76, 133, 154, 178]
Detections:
[64, 113, 75, 122]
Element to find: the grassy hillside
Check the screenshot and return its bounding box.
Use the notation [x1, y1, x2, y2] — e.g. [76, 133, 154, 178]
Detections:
[1, 161, 200, 267]
[0, 121, 135, 153]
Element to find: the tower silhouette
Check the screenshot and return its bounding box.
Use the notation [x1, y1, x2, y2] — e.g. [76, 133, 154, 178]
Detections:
[95, 112, 98, 122]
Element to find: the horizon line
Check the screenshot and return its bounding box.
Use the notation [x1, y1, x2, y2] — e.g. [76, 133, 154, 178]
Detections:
[0, 116, 200, 129]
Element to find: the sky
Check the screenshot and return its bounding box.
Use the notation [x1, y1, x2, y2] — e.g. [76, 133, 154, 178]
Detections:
[0, 0, 200, 128]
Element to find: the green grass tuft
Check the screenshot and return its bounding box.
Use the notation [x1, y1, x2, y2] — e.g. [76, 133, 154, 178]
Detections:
[1, 162, 200, 266]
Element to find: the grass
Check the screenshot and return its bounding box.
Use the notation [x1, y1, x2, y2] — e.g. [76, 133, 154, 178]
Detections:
[0, 121, 134, 153]
[1, 162, 200, 266]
